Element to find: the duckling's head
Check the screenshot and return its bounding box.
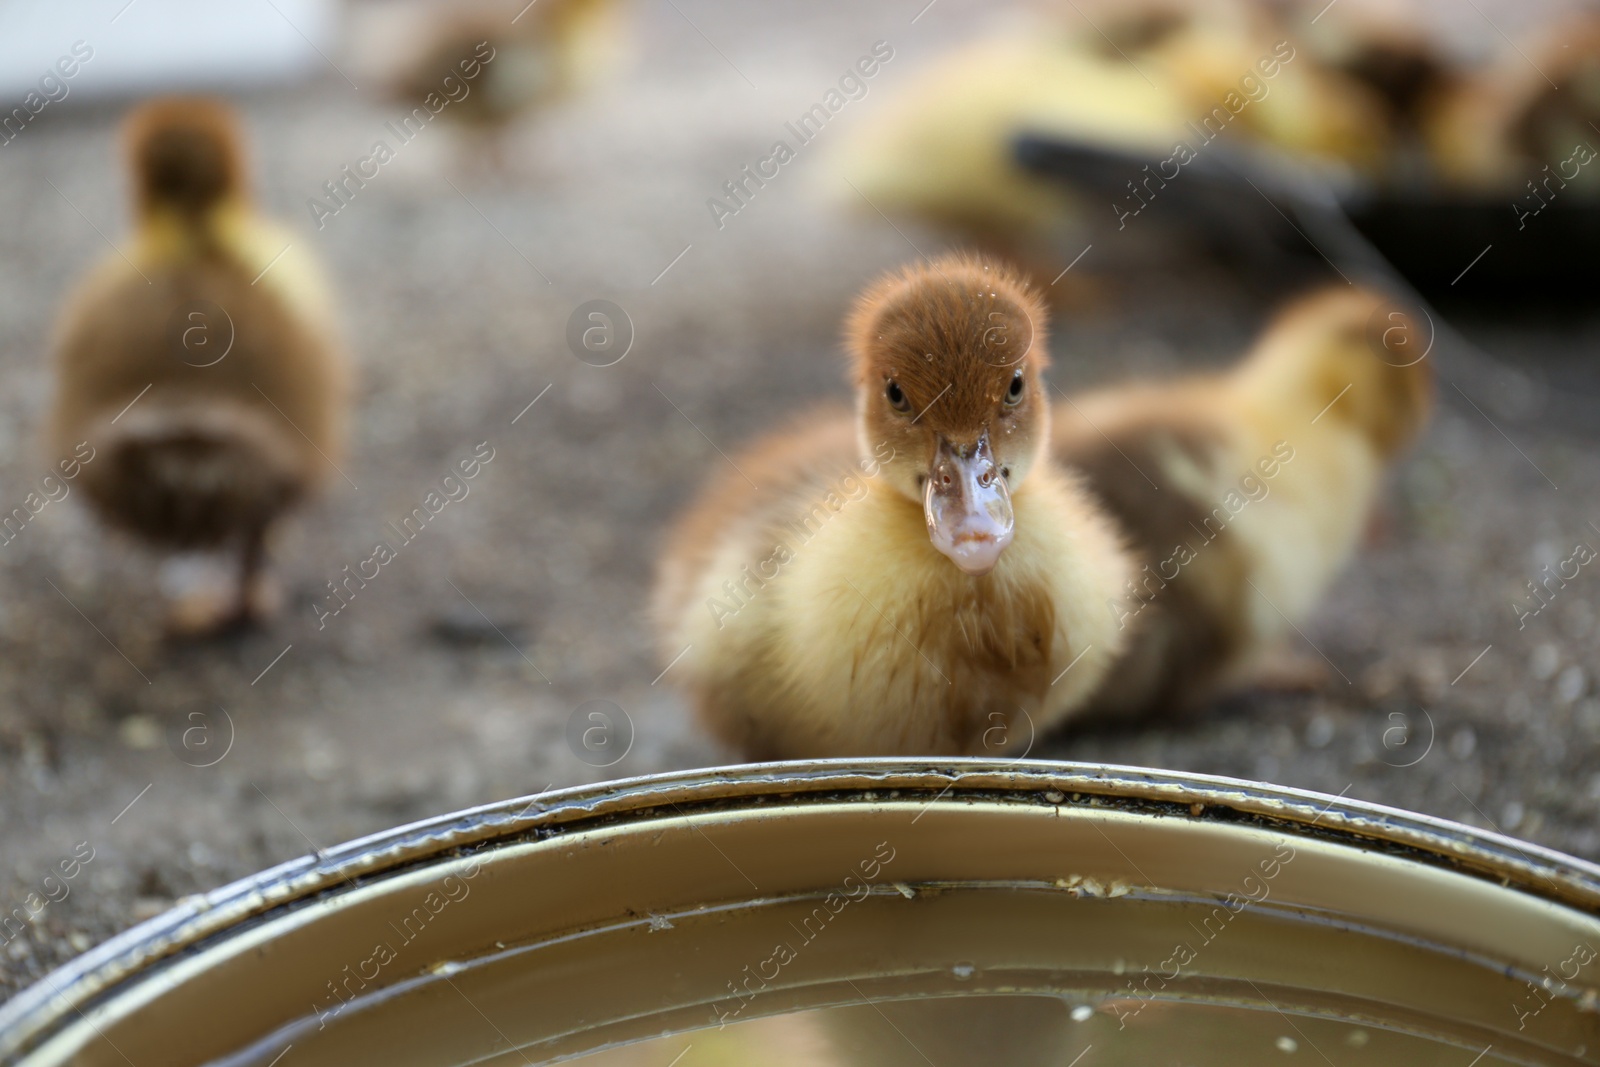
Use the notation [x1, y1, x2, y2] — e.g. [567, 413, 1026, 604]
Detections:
[847, 253, 1051, 577]
[1244, 284, 1434, 458]
[124, 97, 247, 220]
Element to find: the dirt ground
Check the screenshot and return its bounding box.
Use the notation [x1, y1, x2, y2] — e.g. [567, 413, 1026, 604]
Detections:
[2, 0, 1598, 1001]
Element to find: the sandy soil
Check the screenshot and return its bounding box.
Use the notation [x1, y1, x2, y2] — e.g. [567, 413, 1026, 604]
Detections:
[1, 0, 1597, 1001]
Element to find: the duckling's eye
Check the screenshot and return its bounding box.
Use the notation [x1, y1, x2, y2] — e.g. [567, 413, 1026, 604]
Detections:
[885, 379, 911, 413]
[1004, 371, 1025, 406]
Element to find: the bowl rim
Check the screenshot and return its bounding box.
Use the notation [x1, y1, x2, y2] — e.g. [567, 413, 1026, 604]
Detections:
[4, 758, 1598, 1060]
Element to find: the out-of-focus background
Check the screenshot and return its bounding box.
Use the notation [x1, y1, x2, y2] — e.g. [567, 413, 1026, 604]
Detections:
[1, 0, 1598, 1000]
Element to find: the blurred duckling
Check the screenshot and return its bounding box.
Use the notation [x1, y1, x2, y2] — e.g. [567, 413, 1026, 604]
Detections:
[385, 0, 626, 170]
[826, 0, 1387, 254]
[1427, 14, 1600, 194]
[1111, 0, 1392, 175]
[49, 98, 349, 635]
[823, 28, 1185, 246]
[654, 254, 1133, 760]
[1296, 0, 1455, 147]
[1055, 285, 1431, 718]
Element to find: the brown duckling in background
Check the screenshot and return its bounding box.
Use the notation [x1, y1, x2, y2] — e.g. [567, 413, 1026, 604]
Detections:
[1056, 285, 1432, 720]
[1095, 0, 1392, 176]
[654, 254, 1133, 760]
[823, 0, 1388, 279]
[49, 98, 350, 635]
[1428, 15, 1600, 194]
[1297, 0, 1455, 144]
[384, 0, 626, 170]
[820, 26, 1187, 251]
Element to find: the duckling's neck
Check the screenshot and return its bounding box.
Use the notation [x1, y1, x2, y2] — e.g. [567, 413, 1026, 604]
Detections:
[135, 199, 248, 260]
[125, 202, 335, 346]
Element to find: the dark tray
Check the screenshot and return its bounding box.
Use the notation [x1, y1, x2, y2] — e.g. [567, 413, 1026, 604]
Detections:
[1014, 132, 1599, 307]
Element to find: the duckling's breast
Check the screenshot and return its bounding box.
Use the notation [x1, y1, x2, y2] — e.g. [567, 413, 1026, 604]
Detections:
[656, 412, 1130, 758]
[764, 470, 1127, 755]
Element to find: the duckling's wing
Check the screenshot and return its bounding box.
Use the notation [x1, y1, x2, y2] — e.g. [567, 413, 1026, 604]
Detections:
[219, 214, 340, 338]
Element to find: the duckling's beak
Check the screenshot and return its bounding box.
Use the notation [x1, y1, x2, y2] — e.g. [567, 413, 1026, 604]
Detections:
[924, 432, 1014, 576]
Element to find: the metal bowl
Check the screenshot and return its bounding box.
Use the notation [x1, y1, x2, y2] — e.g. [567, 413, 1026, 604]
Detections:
[3, 761, 1598, 1065]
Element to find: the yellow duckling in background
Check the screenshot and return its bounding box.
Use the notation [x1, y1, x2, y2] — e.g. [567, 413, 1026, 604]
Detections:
[654, 254, 1133, 760]
[1109, 0, 1391, 174]
[824, 0, 1386, 255]
[1295, 0, 1455, 149]
[381, 0, 627, 170]
[1427, 14, 1600, 195]
[1055, 285, 1432, 719]
[49, 98, 350, 635]
[822, 27, 1187, 245]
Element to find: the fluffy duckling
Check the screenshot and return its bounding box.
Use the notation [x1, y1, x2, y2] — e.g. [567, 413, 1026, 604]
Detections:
[1299, 0, 1454, 145]
[822, 29, 1184, 243]
[386, 0, 626, 169]
[654, 255, 1133, 760]
[49, 98, 349, 634]
[1055, 285, 1432, 719]
[1119, 2, 1392, 175]
[825, 1, 1387, 253]
[1427, 15, 1600, 194]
